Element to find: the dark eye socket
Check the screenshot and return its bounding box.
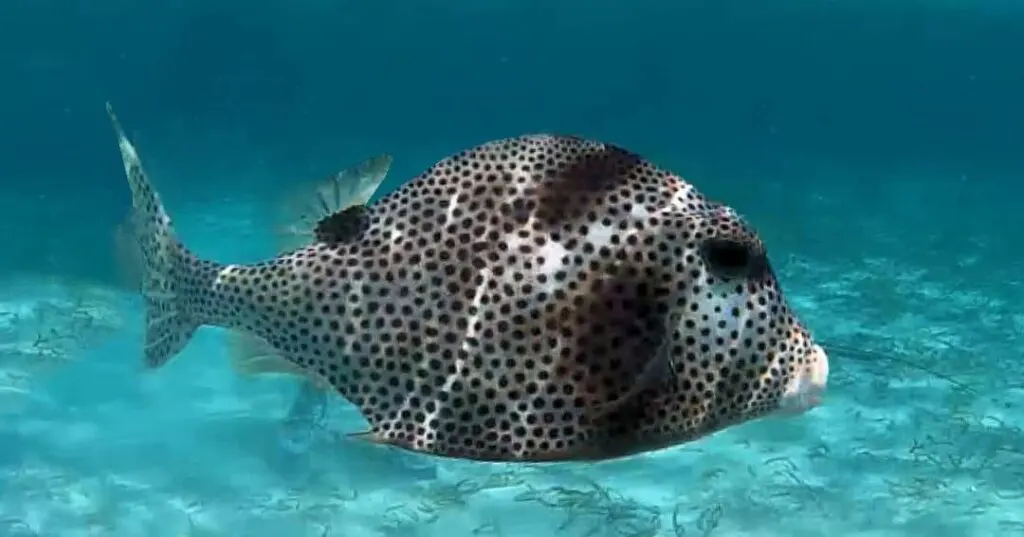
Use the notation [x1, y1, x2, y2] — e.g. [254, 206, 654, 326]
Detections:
[701, 239, 756, 279]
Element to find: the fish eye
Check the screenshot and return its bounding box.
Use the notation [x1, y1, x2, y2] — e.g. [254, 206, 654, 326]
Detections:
[701, 238, 758, 279]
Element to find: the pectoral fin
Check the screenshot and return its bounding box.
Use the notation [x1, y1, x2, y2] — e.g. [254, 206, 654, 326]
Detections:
[589, 342, 675, 420]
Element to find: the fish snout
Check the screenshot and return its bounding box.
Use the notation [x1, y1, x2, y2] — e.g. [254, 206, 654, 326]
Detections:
[777, 342, 829, 416]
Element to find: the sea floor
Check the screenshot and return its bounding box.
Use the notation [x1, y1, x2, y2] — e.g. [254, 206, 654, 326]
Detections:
[2, 189, 1022, 537]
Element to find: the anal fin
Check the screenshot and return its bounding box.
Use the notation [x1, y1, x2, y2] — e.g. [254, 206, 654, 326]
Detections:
[226, 331, 331, 390]
[347, 430, 394, 448]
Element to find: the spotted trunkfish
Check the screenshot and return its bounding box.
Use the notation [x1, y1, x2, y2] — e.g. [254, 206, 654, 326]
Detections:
[106, 103, 828, 463]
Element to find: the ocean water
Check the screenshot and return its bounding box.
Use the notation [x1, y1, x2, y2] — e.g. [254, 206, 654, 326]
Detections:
[2, 2, 1024, 536]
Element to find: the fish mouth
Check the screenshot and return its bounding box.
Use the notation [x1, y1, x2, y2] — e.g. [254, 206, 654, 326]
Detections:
[778, 343, 829, 415]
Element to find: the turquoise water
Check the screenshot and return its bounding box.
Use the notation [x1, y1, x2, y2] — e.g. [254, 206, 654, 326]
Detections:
[3, 2, 1024, 536]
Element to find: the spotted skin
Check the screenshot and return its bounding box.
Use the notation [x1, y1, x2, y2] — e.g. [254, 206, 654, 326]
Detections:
[107, 104, 829, 463]
[314, 205, 370, 245]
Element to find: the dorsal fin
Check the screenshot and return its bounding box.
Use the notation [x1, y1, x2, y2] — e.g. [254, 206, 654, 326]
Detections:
[226, 155, 390, 381]
[274, 153, 392, 251]
[313, 205, 370, 244]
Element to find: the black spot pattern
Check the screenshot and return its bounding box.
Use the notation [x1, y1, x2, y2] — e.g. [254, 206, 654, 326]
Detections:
[121, 129, 826, 462]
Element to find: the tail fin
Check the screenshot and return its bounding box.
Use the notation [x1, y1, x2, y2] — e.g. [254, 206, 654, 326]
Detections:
[273, 153, 393, 252]
[106, 102, 201, 369]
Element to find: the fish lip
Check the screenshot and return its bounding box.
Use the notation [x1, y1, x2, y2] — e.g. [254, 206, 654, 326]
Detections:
[810, 343, 829, 386]
[801, 343, 829, 409]
[777, 342, 829, 415]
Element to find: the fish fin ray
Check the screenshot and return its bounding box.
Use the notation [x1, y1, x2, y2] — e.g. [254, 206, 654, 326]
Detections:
[227, 331, 294, 376]
[107, 102, 202, 369]
[227, 331, 332, 389]
[274, 153, 393, 251]
[348, 430, 390, 446]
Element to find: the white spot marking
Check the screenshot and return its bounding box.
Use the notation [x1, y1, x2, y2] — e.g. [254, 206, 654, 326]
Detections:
[661, 184, 701, 213]
[584, 223, 616, 248]
[630, 204, 652, 220]
[536, 240, 569, 293]
[435, 268, 491, 406]
[212, 265, 243, 287]
[445, 192, 460, 225]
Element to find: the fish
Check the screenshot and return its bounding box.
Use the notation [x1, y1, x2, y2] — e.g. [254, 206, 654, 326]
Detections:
[105, 102, 829, 463]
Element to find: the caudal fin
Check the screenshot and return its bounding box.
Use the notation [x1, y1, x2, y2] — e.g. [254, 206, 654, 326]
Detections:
[106, 102, 201, 369]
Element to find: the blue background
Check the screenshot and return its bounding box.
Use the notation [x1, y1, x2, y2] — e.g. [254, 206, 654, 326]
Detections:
[3, 1, 1022, 284]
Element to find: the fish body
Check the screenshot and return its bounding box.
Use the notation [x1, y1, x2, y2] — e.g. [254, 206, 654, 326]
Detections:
[225, 153, 392, 384]
[107, 103, 828, 463]
[227, 153, 392, 449]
